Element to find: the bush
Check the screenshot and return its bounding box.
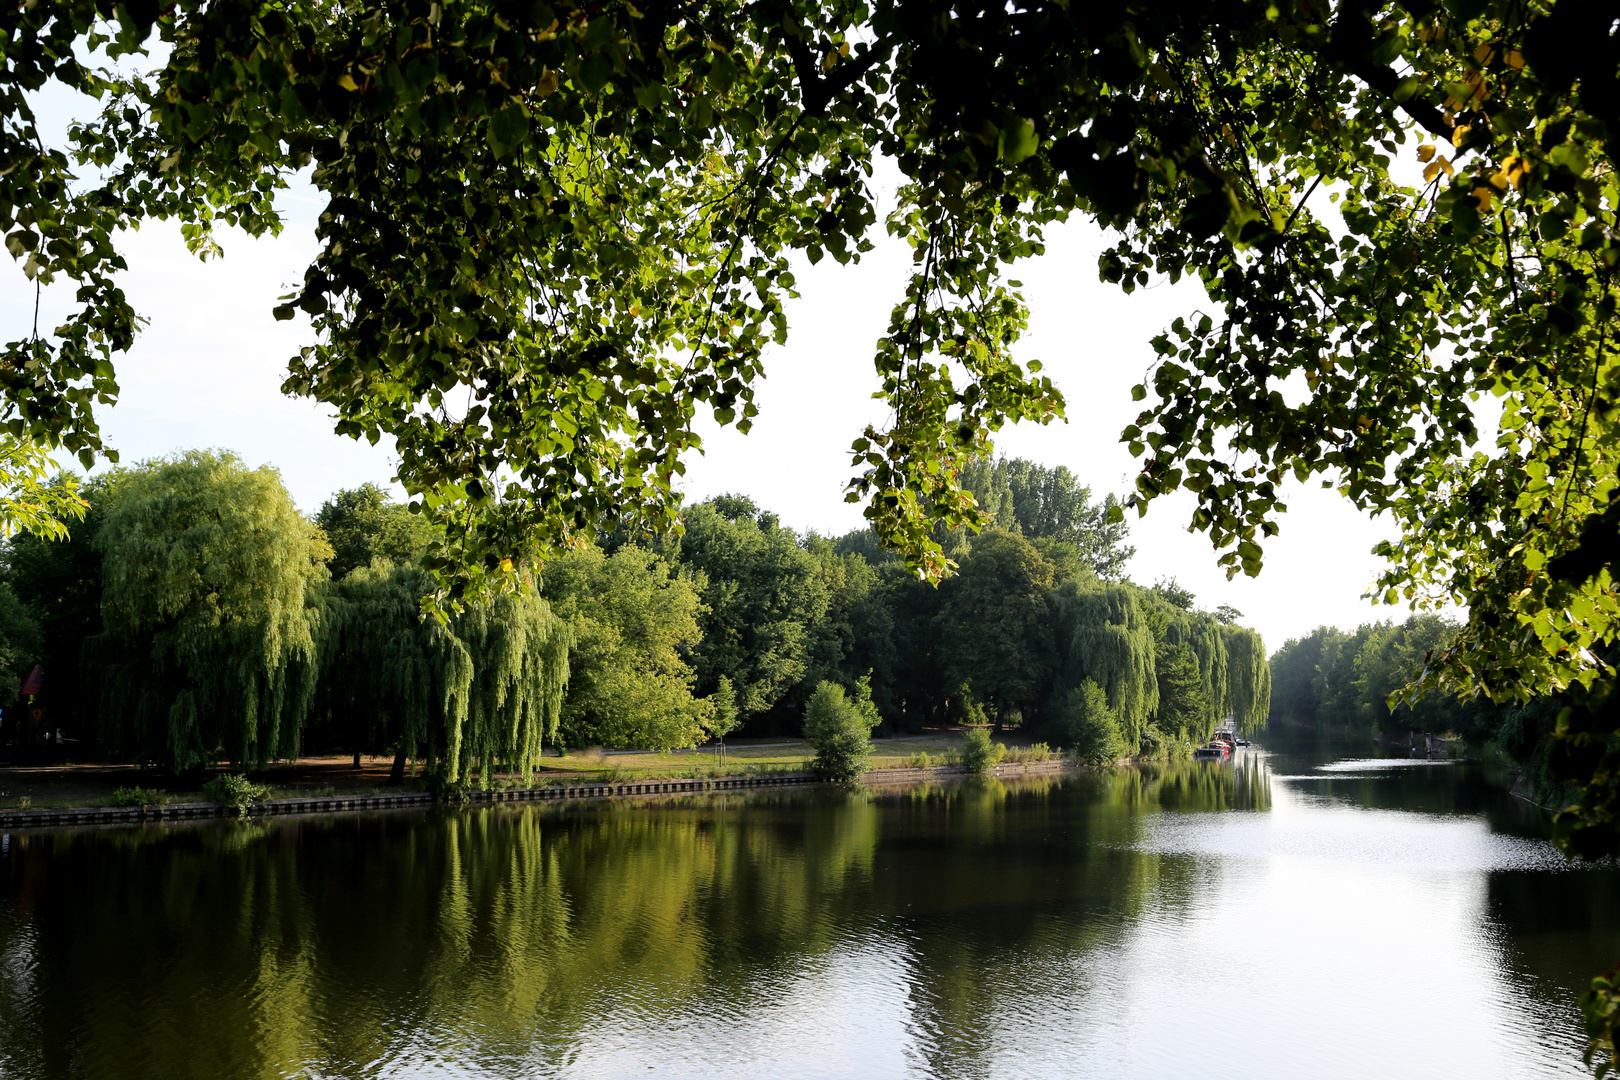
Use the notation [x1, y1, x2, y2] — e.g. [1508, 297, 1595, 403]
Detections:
[106, 786, 164, 806]
[804, 680, 879, 782]
[201, 774, 269, 814]
[1052, 681, 1128, 765]
[961, 727, 1007, 773]
[1003, 742, 1057, 764]
[905, 750, 938, 769]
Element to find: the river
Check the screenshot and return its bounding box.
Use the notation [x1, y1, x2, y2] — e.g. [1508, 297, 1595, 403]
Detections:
[2, 732, 1616, 1079]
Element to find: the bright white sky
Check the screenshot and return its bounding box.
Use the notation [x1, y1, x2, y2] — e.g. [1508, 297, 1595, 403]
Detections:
[3, 163, 1417, 656]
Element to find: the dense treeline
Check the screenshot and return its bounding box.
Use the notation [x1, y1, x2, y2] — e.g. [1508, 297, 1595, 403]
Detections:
[0, 451, 1269, 779]
[1268, 620, 1565, 797]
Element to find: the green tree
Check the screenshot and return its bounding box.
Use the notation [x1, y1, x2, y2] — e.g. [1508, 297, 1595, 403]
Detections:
[800, 538, 898, 717]
[0, 582, 41, 707]
[1152, 643, 1211, 748]
[1049, 680, 1127, 765]
[309, 562, 468, 775]
[86, 451, 329, 771]
[1220, 624, 1272, 734]
[803, 679, 877, 782]
[312, 562, 571, 785]
[666, 498, 828, 724]
[539, 543, 709, 751]
[1, 475, 112, 745]
[957, 457, 1134, 579]
[935, 530, 1057, 725]
[708, 676, 740, 762]
[1049, 583, 1158, 751]
[314, 483, 435, 579]
[960, 726, 1006, 773]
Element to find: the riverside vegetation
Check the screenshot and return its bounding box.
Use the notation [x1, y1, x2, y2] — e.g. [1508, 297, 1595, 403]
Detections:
[1, 451, 1271, 790]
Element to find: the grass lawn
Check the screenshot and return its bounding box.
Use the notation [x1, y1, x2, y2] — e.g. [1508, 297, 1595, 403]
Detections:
[0, 729, 1059, 810]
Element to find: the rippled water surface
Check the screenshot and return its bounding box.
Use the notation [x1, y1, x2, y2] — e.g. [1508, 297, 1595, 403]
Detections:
[3, 732, 1617, 1080]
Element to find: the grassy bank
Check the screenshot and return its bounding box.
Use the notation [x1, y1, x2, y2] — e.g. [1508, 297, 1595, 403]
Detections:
[0, 730, 1066, 812]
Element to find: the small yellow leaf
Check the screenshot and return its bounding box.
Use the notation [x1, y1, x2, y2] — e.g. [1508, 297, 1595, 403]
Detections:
[1439, 156, 1455, 177]
[499, 556, 514, 573]
[1504, 48, 1524, 70]
[1472, 185, 1494, 211]
[337, 73, 359, 91]
[1417, 143, 1437, 163]
[1450, 124, 1470, 148]
[1423, 160, 1441, 183]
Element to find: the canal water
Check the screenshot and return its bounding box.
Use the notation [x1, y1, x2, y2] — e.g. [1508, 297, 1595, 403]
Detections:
[1, 733, 1616, 1079]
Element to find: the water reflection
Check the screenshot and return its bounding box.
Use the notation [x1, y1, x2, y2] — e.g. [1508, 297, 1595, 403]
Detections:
[1, 742, 1616, 1079]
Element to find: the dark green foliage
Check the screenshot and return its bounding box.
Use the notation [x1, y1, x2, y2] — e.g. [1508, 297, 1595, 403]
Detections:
[1049, 680, 1127, 765]
[803, 680, 877, 782]
[1152, 578, 1196, 612]
[314, 483, 435, 579]
[960, 727, 1006, 773]
[1581, 968, 1619, 1080]
[801, 537, 899, 718]
[1152, 644, 1210, 746]
[315, 560, 571, 784]
[1050, 583, 1157, 749]
[1268, 617, 1493, 739]
[0, 582, 40, 706]
[667, 499, 828, 721]
[936, 530, 1057, 723]
[1221, 625, 1272, 733]
[2, 478, 111, 740]
[88, 452, 328, 772]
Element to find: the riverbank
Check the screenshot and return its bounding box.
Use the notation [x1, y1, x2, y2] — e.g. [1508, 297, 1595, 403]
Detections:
[0, 730, 1064, 814]
[0, 757, 1078, 830]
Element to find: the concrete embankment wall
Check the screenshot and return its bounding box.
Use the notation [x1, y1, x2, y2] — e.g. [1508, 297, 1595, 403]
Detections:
[0, 759, 1078, 831]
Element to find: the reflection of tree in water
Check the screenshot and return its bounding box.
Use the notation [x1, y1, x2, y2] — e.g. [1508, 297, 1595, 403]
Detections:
[873, 771, 1227, 1077]
[0, 793, 889, 1079]
[1076, 754, 1272, 816]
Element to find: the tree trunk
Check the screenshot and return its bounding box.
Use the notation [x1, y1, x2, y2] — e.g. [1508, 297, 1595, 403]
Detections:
[387, 744, 407, 787]
[352, 750, 362, 769]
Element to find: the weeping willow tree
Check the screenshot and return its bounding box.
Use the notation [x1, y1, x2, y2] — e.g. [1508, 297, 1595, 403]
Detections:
[1050, 583, 1157, 750]
[312, 564, 570, 786]
[446, 592, 570, 785]
[1220, 625, 1272, 734]
[1160, 611, 1229, 741]
[87, 451, 328, 771]
[310, 563, 472, 775]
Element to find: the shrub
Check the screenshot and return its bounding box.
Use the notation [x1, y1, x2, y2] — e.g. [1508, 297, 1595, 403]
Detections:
[961, 727, 1007, 773]
[106, 786, 164, 806]
[603, 763, 636, 784]
[201, 774, 269, 814]
[804, 680, 878, 782]
[1003, 742, 1057, 764]
[1052, 681, 1128, 765]
[905, 750, 938, 769]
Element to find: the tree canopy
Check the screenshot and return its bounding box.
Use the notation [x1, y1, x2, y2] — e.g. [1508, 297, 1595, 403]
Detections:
[88, 450, 329, 771]
[314, 482, 436, 578]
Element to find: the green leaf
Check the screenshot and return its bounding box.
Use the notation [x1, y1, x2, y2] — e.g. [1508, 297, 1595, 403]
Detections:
[487, 106, 530, 158]
[998, 118, 1038, 165]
